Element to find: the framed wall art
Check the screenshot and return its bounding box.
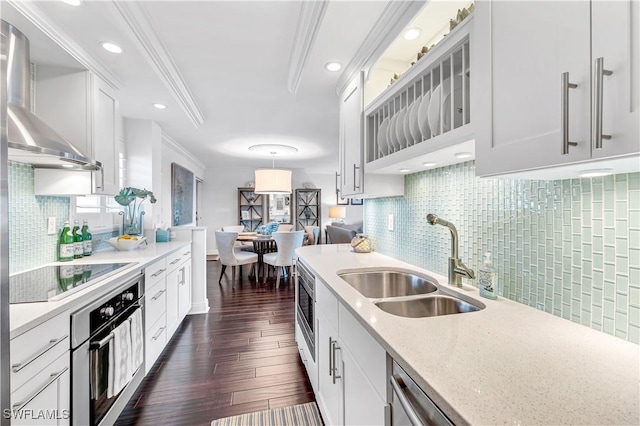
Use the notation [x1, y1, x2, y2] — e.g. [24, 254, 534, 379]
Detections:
[171, 162, 195, 226]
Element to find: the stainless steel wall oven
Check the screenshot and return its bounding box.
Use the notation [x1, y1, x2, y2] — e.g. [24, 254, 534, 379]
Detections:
[71, 270, 144, 426]
[296, 260, 315, 361]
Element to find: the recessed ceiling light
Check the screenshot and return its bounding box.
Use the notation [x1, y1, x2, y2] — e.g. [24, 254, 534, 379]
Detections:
[403, 27, 421, 41]
[454, 152, 473, 159]
[100, 42, 122, 54]
[398, 168, 411, 173]
[325, 62, 342, 72]
[153, 103, 167, 109]
[577, 168, 614, 178]
[61, 0, 81, 5]
[423, 161, 437, 167]
[249, 144, 298, 155]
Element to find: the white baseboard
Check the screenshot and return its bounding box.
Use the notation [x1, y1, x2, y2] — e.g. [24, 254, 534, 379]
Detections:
[189, 300, 210, 315]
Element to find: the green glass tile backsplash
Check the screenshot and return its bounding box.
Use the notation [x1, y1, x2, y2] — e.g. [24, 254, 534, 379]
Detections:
[8, 162, 70, 273]
[364, 161, 640, 343]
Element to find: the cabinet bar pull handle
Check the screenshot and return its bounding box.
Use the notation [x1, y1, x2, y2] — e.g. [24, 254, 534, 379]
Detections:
[390, 374, 423, 426]
[12, 367, 69, 411]
[152, 289, 166, 300]
[183, 251, 191, 256]
[152, 326, 166, 341]
[95, 164, 104, 190]
[11, 335, 68, 373]
[561, 72, 578, 155]
[170, 258, 181, 265]
[332, 340, 341, 384]
[328, 337, 333, 377]
[353, 164, 360, 191]
[593, 57, 613, 149]
[151, 268, 166, 278]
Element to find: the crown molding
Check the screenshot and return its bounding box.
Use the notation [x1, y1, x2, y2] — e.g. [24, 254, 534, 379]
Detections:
[335, 0, 426, 96]
[161, 132, 206, 171]
[112, 1, 205, 128]
[286, 0, 329, 95]
[7, 0, 121, 90]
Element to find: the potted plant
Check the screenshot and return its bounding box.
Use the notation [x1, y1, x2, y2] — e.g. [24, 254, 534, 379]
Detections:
[114, 187, 157, 235]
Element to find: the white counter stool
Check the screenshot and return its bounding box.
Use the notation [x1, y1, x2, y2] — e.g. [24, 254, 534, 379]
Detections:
[262, 231, 305, 288]
[215, 231, 258, 287]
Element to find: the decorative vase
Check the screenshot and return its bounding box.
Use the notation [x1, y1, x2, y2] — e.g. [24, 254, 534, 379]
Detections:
[350, 234, 372, 253]
[121, 206, 145, 236]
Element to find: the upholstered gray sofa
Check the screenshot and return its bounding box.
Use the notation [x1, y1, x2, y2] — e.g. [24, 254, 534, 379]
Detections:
[326, 224, 357, 244]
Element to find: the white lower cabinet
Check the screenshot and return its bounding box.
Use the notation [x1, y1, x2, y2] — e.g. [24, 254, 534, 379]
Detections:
[316, 308, 342, 425]
[314, 278, 387, 425]
[145, 313, 168, 372]
[166, 255, 191, 339]
[10, 352, 71, 426]
[143, 247, 192, 373]
[10, 311, 71, 425]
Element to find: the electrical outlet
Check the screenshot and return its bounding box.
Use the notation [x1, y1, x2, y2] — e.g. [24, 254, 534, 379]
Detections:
[47, 217, 57, 235]
[388, 214, 394, 231]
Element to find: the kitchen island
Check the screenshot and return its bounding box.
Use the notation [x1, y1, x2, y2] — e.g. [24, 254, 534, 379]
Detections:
[296, 244, 640, 425]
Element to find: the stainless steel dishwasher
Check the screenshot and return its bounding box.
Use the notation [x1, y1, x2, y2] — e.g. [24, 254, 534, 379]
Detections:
[389, 361, 453, 426]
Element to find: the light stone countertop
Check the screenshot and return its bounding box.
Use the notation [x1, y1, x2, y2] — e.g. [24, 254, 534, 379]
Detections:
[296, 244, 640, 425]
[9, 241, 191, 339]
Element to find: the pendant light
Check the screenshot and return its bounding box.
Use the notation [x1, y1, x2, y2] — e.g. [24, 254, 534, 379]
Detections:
[250, 144, 297, 194]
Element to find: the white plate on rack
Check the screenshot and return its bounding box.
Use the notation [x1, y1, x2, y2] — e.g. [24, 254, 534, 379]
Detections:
[388, 112, 399, 151]
[441, 75, 465, 132]
[428, 84, 442, 136]
[408, 96, 422, 143]
[403, 102, 415, 146]
[378, 116, 390, 156]
[395, 107, 408, 149]
[417, 90, 432, 140]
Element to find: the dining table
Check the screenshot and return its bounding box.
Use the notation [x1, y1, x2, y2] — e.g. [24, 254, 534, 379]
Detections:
[236, 232, 277, 281]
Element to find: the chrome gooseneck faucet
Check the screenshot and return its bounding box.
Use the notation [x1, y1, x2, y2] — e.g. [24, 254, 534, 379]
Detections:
[426, 213, 475, 287]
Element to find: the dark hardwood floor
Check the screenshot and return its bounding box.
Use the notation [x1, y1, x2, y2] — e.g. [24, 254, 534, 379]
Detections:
[115, 260, 315, 426]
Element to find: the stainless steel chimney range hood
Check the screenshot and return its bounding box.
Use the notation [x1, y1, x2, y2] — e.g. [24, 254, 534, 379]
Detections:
[2, 19, 101, 171]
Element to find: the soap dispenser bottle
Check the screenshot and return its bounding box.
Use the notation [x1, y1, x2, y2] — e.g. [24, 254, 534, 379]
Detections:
[478, 252, 497, 300]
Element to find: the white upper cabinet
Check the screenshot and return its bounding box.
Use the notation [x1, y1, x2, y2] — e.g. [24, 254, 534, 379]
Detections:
[475, 1, 639, 178]
[339, 72, 365, 197]
[35, 69, 120, 195]
[338, 71, 405, 198]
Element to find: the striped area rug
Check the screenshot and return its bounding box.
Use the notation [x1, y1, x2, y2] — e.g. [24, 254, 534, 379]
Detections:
[211, 402, 322, 426]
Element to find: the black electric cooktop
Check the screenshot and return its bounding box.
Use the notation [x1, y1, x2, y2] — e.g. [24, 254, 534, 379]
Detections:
[9, 263, 134, 304]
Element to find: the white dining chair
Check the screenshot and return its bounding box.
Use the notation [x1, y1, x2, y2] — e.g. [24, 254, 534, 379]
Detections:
[215, 231, 258, 286]
[262, 231, 305, 288]
[222, 224, 251, 250]
[303, 225, 320, 245]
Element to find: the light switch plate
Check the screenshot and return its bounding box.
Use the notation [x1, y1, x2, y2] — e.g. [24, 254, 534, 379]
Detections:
[47, 217, 57, 235]
[388, 214, 394, 231]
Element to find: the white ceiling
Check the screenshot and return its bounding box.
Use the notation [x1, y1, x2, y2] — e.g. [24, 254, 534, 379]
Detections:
[1, 0, 393, 173]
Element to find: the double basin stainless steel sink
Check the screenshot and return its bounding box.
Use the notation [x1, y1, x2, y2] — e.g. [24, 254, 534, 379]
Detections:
[338, 269, 484, 318]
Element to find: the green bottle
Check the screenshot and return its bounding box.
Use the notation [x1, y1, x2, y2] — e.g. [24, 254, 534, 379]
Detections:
[82, 220, 92, 256]
[58, 221, 74, 262]
[72, 220, 83, 259]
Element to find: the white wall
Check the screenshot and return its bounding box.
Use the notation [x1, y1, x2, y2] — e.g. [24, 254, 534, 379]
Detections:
[202, 167, 363, 253]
